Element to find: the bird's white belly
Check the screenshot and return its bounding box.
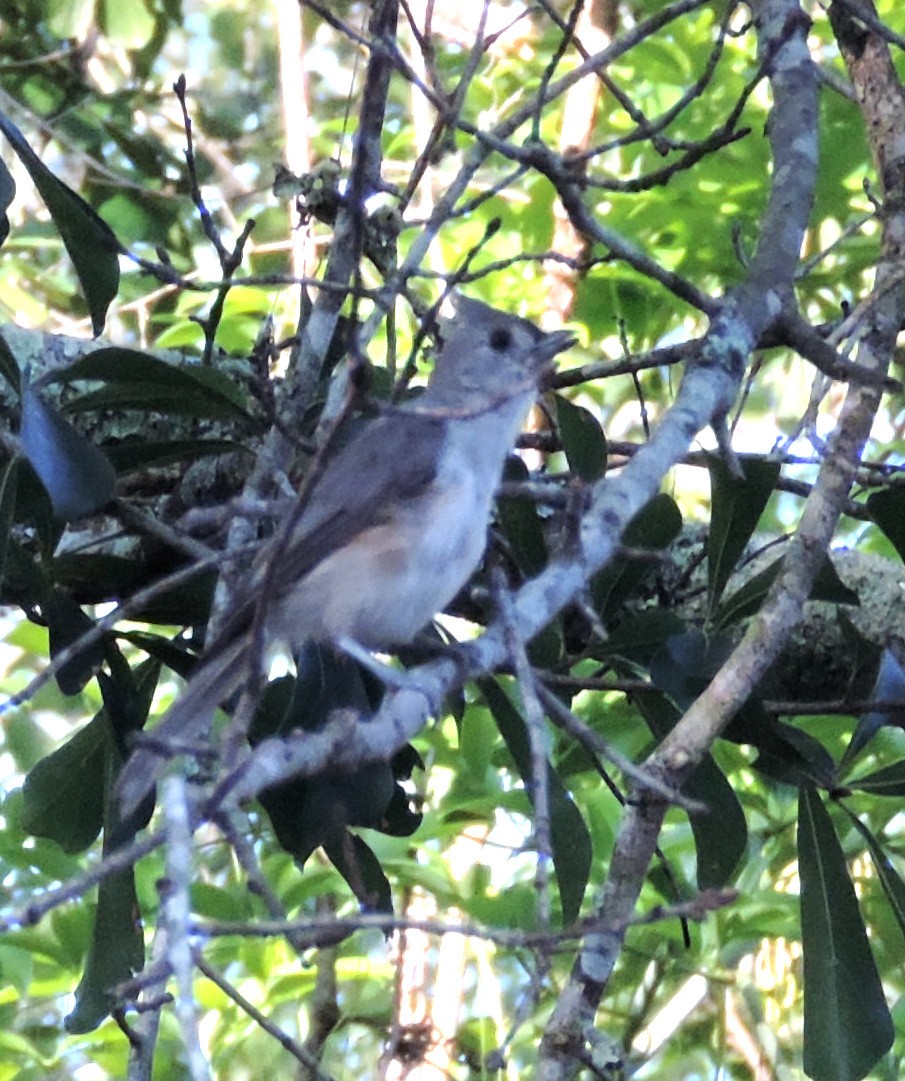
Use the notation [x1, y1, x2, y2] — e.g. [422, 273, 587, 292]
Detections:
[273, 464, 490, 646]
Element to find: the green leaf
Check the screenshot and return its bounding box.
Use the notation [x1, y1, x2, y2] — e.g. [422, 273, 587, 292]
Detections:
[497, 456, 548, 576]
[64, 865, 144, 1033]
[592, 493, 682, 619]
[21, 714, 107, 853]
[648, 629, 731, 709]
[842, 649, 905, 766]
[686, 757, 747, 888]
[748, 720, 839, 789]
[101, 0, 156, 48]
[50, 553, 147, 599]
[253, 649, 419, 879]
[555, 394, 607, 481]
[847, 759, 905, 797]
[19, 378, 116, 520]
[632, 688, 746, 887]
[867, 487, 905, 565]
[706, 454, 781, 610]
[47, 0, 95, 38]
[116, 631, 200, 679]
[0, 331, 20, 392]
[62, 652, 158, 1033]
[480, 677, 592, 924]
[22, 658, 161, 852]
[0, 110, 121, 335]
[798, 787, 893, 1081]
[715, 552, 859, 627]
[323, 833, 393, 913]
[128, 567, 217, 626]
[0, 456, 19, 590]
[603, 609, 687, 667]
[0, 154, 14, 247]
[843, 809, 905, 949]
[52, 347, 252, 421]
[106, 438, 246, 473]
[43, 589, 105, 694]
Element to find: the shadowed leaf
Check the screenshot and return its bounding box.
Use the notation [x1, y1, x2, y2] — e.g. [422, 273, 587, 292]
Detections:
[798, 787, 893, 1081]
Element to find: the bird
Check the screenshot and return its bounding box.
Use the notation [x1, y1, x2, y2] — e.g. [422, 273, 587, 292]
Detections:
[116, 294, 574, 815]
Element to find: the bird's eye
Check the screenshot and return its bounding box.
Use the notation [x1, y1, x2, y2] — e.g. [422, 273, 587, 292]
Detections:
[489, 326, 513, 351]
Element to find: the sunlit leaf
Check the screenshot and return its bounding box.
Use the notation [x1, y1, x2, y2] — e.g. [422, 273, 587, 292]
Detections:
[21, 714, 106, 853]
[555, 393, 607, 481]
[0, 110, 121, 335]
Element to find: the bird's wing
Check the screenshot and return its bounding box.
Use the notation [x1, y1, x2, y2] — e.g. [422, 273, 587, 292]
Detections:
[267, 409, 445, 591]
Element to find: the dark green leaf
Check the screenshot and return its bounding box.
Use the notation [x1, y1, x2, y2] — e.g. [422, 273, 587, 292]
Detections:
[528, 621, 564, 669]
[65, 661, 154, 1024]
[592, 493, 682, 619]
[555, 394, 607, 481]
[0, 154, 14, 246]
[106, 438, 246, 473]
[480, 677, 592, 923]
[20, 379, 116, 520]
[847, 759, 905, 797]
[497, 456, 548, 576]
[98, 654, 162, 750]
[50, 553, 148, 600]
[128, 567, 217, 626]
[836, 612, 883, 704]
[22, 714, 107, 853]
[44, 589, 105, 695]
[707, 454, 781, 610]
[843, 809, 905, 949]
[749, 720, 839, 789]
[0, 110, 120, 335]
[649, 629, 731, 709]
[867, 487, 905, 565]
[715, 553, 859, 627]
[685, 758, 747, 888]
[0, 456, 19, 589]
[261, 764, 398, 866]
[798, 787, 893, 1081]
[22, 658, 160, 852]
[103, 654, 161, 847]
[842, 649, 905, 766]
[323, 833, 393, 913]
[0, 330, 20, 393]
[0, 534, 51, 611]
[250, 644, 379, 741]
[632, 689, 746, 887]
[64, 866, 143, 1032]
[806, 554, 861, 606]
[253, 650, 417, 875]
[116, 631, 200, 679]
[52, 347, 252, 420]
[603, 610, 687, 668]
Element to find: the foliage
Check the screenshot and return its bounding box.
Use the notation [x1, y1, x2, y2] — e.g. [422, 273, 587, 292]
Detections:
[1, 1, 905, 1080]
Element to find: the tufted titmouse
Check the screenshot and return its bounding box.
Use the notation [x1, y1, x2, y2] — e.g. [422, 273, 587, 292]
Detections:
[116, 295, 574, 814]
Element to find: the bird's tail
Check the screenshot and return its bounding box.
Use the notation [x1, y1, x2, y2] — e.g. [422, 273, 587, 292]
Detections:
[115, 633, 250, 818]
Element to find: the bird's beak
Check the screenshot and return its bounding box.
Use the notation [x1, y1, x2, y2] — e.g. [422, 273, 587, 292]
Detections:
[540, 329, 577, 359]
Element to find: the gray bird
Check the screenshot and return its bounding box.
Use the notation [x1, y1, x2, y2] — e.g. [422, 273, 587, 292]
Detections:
[116, 295, 574, 815]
